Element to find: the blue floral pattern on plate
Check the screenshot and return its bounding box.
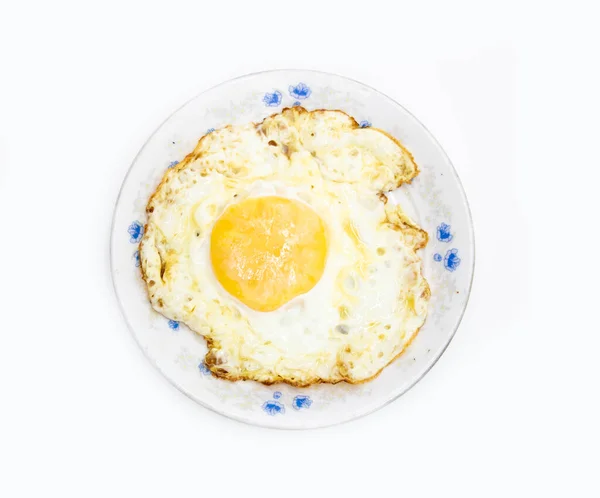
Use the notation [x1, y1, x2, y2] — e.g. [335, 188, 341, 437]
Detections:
[433, 253, 442, 262]
[206, 128, 215, 134]
[436, 223, 453, 242]
[262, 400, 285, 416]
[273, 391, 282, 399]
[359, 120, 371, 128]
[289, 82, 311, 100]
[292, 395, 312, 410]
[168, 319, 179, 331]
[168, 160, 179, 169]
[133, 250, 141, 267]
[198, 361, 210, 375]
[293, 101, 301, 107]
[127, 221, 144, 243]
[444, 249, 461, 272]
[263, 90, 282, 107]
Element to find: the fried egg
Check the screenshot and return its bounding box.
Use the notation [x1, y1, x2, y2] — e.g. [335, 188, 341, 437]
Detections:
[140, 107, 430, 386]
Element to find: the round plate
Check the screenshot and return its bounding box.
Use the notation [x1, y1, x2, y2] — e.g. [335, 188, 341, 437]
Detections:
[110, 69, 475, 429]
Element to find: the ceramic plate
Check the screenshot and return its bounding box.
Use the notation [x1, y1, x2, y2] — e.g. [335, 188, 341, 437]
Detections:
[110, 69, 475, 429]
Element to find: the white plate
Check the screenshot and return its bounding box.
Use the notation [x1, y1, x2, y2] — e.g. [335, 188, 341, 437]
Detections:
[110, 69, 475, 429]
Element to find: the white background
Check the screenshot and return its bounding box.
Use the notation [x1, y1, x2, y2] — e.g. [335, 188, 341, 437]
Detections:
[1, 1, 598, 497]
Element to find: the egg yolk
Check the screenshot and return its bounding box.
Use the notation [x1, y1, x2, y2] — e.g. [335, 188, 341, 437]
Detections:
[210, 196, 327, 312]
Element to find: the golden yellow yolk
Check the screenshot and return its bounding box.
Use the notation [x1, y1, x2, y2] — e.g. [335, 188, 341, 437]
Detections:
[210, 196, 328, 312]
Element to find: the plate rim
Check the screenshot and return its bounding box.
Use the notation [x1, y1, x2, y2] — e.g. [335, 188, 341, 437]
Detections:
[109, 68, 476, 430]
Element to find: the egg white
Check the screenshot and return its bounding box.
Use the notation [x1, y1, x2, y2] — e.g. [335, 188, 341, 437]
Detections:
[140, 107, 429, 386]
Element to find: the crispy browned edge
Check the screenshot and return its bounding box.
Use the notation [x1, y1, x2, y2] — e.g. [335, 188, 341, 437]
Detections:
[139, 106, 430, 388]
